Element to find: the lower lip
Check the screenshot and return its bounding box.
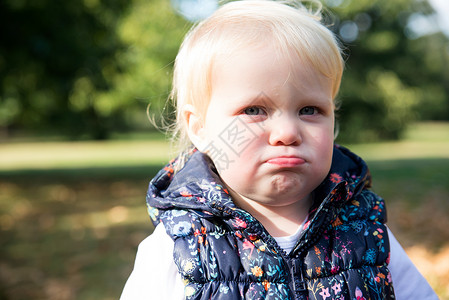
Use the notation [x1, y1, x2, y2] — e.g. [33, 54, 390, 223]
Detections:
[266, 157, 305, 167]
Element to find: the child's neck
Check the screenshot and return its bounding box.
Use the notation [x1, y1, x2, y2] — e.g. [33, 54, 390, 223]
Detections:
[229, 191, 313, 237]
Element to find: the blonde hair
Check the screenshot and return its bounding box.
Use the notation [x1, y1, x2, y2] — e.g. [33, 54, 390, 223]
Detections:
[170, 0, 344, 157]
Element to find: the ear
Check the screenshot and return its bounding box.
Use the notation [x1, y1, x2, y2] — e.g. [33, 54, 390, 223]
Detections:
[182, 104, 206, 149]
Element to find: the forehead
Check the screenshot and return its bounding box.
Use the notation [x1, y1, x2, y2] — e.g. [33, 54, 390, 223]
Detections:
[212, 43, 331, 91]
[208, 45, 333, 110]
[209, 33, 337, 88]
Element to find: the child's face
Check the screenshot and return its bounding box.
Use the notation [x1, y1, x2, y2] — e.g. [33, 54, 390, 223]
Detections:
[194, 45, 335, 210]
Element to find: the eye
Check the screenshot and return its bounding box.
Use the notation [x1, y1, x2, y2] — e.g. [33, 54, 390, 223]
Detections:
[243, 106, 265, 116]
[299, 106, 317, 116]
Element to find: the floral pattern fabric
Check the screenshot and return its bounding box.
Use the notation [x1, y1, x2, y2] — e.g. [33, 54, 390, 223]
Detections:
[146, 145, 395, 299]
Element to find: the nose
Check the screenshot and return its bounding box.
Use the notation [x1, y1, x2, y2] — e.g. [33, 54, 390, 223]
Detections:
[267, 115, 301, 146]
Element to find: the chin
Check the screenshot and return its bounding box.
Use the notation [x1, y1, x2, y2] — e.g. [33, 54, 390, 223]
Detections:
[269, 174, 303, 195]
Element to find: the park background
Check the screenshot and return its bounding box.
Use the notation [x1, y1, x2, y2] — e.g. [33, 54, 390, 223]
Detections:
[1, 0, 448, 299]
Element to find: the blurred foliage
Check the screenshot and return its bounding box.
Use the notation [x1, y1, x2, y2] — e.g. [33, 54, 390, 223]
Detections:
[0, 0, 448, 141]
[329, 0, 449, 141]
[0, 0, 131, 139]
[0, 0, 188, 140]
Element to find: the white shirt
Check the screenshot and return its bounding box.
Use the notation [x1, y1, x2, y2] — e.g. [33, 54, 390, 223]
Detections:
[121, 224, 438, 300]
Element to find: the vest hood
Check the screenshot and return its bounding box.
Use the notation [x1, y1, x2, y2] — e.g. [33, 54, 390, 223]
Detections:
[146, 145, 371, 227]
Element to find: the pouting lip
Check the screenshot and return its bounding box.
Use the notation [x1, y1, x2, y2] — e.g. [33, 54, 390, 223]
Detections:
[264, 155, 306, 166]
[264, 155, 306, 161]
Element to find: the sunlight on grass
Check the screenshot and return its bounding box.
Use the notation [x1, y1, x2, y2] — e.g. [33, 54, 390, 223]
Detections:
[0, 140, 171, 170]
[1, 122, 448, 172]
[346, 122, 449, 161]
[58, 205, 151, 237]
[405, 122, 449, 141]
[347, 140, 449, 161]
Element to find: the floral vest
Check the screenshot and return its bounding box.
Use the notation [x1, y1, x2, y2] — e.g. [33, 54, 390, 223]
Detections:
[146, 146, 395, 299]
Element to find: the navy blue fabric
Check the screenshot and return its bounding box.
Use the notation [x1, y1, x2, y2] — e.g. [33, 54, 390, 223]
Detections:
[146, 145, 395, 299]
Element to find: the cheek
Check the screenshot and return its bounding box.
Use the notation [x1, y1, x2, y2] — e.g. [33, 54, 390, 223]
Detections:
[207, 140, 259, 177]
[308, 125, 334, 149]
[204, 132, 261, 188]
[201, 130, 255, 176]
[308, 125, 334, 170]
[205, 118, 262, 157]
[320, 134, 334, 166]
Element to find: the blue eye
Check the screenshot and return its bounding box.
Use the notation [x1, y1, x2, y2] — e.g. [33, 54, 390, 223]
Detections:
[243, 106, 265, 115]
[299, 107, 316, 115]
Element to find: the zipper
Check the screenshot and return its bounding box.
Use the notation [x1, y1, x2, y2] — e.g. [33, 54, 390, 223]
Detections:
[216, 204, 306, 299]
[291, 259, 306, 299]
[210, 182, 346, 300]
[249, 222, 303, 299]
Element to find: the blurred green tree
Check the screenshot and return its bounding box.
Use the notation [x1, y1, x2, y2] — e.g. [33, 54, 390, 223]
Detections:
[329, 0, 449, 142]
[0, 0, 447, 141]
[97, 0, 188, 132]
[0, 0, 132, 139]
[0, 0, 187, 140]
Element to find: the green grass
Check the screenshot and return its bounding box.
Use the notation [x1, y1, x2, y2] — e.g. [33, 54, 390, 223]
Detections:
[1, 122, 448, 299]
[0, 138, 171, 171]
[2, 122, 448, 173]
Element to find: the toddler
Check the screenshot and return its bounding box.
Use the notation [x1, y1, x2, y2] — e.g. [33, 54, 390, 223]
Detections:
[121, 1, 438, 299]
